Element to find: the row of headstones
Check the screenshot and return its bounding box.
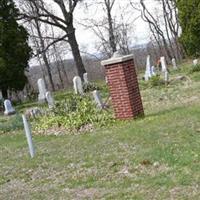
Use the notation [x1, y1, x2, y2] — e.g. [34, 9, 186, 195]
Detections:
[145, 56, 199, 82]
[37, 72, 104, 110]
[37, 78, 55, 109]
[144, 55, 175, 82]
[73, 74, 104, 109]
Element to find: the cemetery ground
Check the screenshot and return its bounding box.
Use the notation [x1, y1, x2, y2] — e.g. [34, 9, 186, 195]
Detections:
[0, 61, 200, 199]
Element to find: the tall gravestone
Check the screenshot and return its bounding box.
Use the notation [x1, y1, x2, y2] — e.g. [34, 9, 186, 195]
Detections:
[73, 76, 84, 95]
[144, 55, 152, 81]
[37, 78, 47, 102]
[101, 51, 144, 120]
[160, 56, 167, 72]
[4, 99, 15, 115]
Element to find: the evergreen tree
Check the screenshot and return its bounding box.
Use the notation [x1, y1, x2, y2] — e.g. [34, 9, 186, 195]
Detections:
[0, 0, 31, 98]
[177, 0, 200, 56]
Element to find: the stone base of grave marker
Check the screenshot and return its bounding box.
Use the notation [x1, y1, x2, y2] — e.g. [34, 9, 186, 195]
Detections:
[101, 52, 144, 120]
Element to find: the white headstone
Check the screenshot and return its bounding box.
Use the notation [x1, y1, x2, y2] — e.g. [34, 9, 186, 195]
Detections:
[160, 56, 167, 72]
[45, 91, 55, 109]
[4, 99, 15, 115]
[144, 55, 152, 81]
[164, 71, 169, 83]
[151, 66, 156, 76]
[73, 76, 84, 95]
[37, 78, 47, 101]
[172, 58, 177, 69]
[83, 73, 89, 84]
[22, 115, 35, 158]
[92, 90, 103, 109]
[193, 59, 198, 66]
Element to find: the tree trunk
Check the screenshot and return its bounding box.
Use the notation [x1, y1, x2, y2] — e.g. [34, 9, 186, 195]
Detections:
[2, 88, 8, 99]
[67, 24, 86, 79]
[107, 7, 117, 53]
[34, 19, 55, 91]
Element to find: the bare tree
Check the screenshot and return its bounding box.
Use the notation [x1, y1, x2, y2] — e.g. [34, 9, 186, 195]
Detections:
[32, 18, 55, 91]
[130, 0, 183, 62]
[19, 0, 86, 79]
[81, 0, 132, 57]
[104, 0, 117, 53]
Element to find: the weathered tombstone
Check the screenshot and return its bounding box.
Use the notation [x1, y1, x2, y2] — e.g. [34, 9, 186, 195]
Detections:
[37, 78, 47, 102]
[160, 56, 167, 72]
[164, 71, 169, 84]
[172, 58, 177, 69]
[4, 99, 15, 115]
[22, 115, 35, 158]
[45, 91, 55, 109]
[83, 72, 89, 84]
[73, 76, 84, 95]
[193, 59, 198, 66]
[144, 55, 152, 81]
[92, 90, 103, 109]
[151, 66, 156, 76]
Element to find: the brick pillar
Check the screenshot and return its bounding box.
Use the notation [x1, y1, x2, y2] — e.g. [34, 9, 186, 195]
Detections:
[101, 52, 144, 120]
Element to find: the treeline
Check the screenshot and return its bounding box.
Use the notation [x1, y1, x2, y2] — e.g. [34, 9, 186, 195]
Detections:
[1, 0, 200, 99]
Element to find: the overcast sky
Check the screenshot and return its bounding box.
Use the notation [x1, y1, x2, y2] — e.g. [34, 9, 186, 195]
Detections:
[16, 0, 159, 65]
[74, 0, 157, 54]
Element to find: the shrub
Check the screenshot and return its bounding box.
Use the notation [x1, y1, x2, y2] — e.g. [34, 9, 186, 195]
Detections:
[190, 64, 200, 73]
[83, 82, 100, 93]
[33, 93, 114, 132]
[0, 114, 23, 133]
[149, 75, 164, 87]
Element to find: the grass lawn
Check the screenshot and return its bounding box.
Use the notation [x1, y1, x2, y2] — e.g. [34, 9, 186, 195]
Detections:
[0, 62, 200, 199]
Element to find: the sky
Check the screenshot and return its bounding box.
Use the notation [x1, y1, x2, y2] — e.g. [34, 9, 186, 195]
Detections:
[73, 0, 154, 54]
[16, 0, 159, 65]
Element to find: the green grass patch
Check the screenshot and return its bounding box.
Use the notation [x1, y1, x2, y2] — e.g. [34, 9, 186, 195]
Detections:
[1, 60, 200, 199]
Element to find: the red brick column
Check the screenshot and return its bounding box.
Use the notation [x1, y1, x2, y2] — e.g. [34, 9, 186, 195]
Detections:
[101, 53, 144, 120]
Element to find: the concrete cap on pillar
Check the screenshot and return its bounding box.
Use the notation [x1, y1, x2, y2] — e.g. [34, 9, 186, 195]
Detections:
[101, 51, 134, 66]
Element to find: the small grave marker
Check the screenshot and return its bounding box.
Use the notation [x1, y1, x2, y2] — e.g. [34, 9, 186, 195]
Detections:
[37, 78, 47, 102]
[160, 56, 167, 72]
[164, 71, 169, 84]
[172, 58, 177, 69]
[4, 99, 15, 115]
[83, 73, 89, 84]
[22, 115, 35, 158]
[151, 66, 156, 76]
[193, 59, 198, 66]
[92, 90, 103, 109]
[73, 76, 84, 95]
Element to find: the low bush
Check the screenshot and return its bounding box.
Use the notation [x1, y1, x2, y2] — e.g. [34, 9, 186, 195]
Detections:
[190, 64, 200, 73]
[0, 114, 23, 133]
[83, 82, 100, 93]
[149, 75, 163, 87]
[33, 93, 114, 133]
